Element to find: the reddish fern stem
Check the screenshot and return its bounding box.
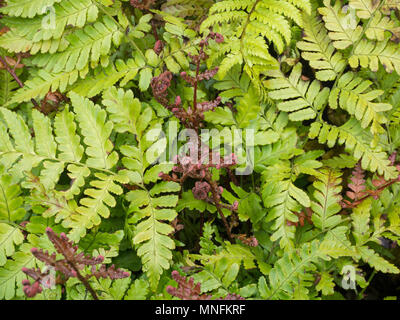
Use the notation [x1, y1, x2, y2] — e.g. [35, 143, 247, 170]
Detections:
[0, 55, 39, 108]
[209, 179, 233, 241]
[349, 179, 399, 207]
[192, 56, 200, 111]
[71, 264, 99, 300]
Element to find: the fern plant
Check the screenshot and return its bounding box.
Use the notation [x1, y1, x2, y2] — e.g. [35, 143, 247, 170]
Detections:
[0, 0, 400, 301]
[200, 0, 311, 94]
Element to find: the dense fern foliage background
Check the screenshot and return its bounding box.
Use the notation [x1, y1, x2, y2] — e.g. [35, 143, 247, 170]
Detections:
[1, 0, 400, 300]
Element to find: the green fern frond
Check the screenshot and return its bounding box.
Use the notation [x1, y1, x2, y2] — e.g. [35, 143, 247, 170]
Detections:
[322, 153, 358, 169]
[318, 0, 363, 49]
[190, 242, 256, 293]
[0, 108, 42, 180]
[235, 85, 261, 128]
[213, 65, 251, 101]
[37, 0, 97, 41]
[242, 35, 274, 67]
[194, 242, 256, 270]
[0, 28, 68, 54]
[5, 69, 79, 106]
[0, 167, 25, 222]
[351, 199, 372, 245]
[297, 12, 346, 81]
[70, 92, 118, 169]
[254, 128, 299, 173]
[0, 251, 35, 299]
[358, 245, 400, 273]
[203, 0, 309, 52]
[265, 63, 329, 121]
[31, 15, 123, 73]
[0, 0, 62, 18]
[0, 69, 19, 107]
[319, 237, 355, 258]
[0, 99, 128, 240]
[349, 199, 399, 273]
[103, 87, 179, 290]
[262, 161, 310, 249]
[54, 106, 84, 163]
[0, 223, 24, 266]
[23, 172, 76, 223]
[124, 278, 149, 300]
[70, 58, 142, 98]
[32, 109, 57, 158]
[363, 11, 400, 41]
[309, 119, 398, 179]
[102, 86, 141, 135]
[382, 0, 400, 13]
[259, 240, 326, 300]
[388, 87, 400, 124]
[32, 109, 65, 189]
[128, 186, 179, 290]
[348, 0, 380, 19]
[310, 168, 343, 231]
[201, 0, 310, 89]
[65, 172, 128, 241]
[2, 0, 103, 58]
[213, 42, 243, 80]
[350, 39, 400, 75]
[176, 191, 216, 214]
[329, 72, 392, 136]
[124, 155, 179, 290]
[2, 0, 98, 43]
[0, 108, 34, 154]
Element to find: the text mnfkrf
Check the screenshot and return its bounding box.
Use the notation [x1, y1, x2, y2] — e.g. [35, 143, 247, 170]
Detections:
[154, 304, 246, 317]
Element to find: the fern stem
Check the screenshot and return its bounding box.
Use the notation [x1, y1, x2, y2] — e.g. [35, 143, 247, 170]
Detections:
[210, 179, 233, 241]
[308, 217, 351, 243]
[240, 0, 261, 40]
[358, 269, 376, 299]
[0, 56, 39, 108]
[0, 220, 25, 230]
[239, 0, 261, 70]
[192, 55, 200, 111]
[71, 265, 99, 300]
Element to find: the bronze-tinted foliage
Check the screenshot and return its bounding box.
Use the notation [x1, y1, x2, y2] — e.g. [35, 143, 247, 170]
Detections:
[166, 270, 244, 300]
[130, 0, 156, 10]
[22, 228, 130, 299]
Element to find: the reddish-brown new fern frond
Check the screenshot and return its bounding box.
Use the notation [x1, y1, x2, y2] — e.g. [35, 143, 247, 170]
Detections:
[346, 163, 367, 201]
[286, 208, 313, 227]
[159, 148, 239, 240]
[130, 0, 155, 10]
[166, 271, 244, 300]
[234, 234, 259, 247]
[153, 32, 242, 241]
[342, 157, 400, 208]
[166, 270, 211, 300]
[22, 228, 130, 300]
[150, 32, 224, 131]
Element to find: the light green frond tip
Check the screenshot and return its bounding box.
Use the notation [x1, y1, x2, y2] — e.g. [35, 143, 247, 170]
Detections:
[69, 91, 118, 169]
[311, 168, 342, 231]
